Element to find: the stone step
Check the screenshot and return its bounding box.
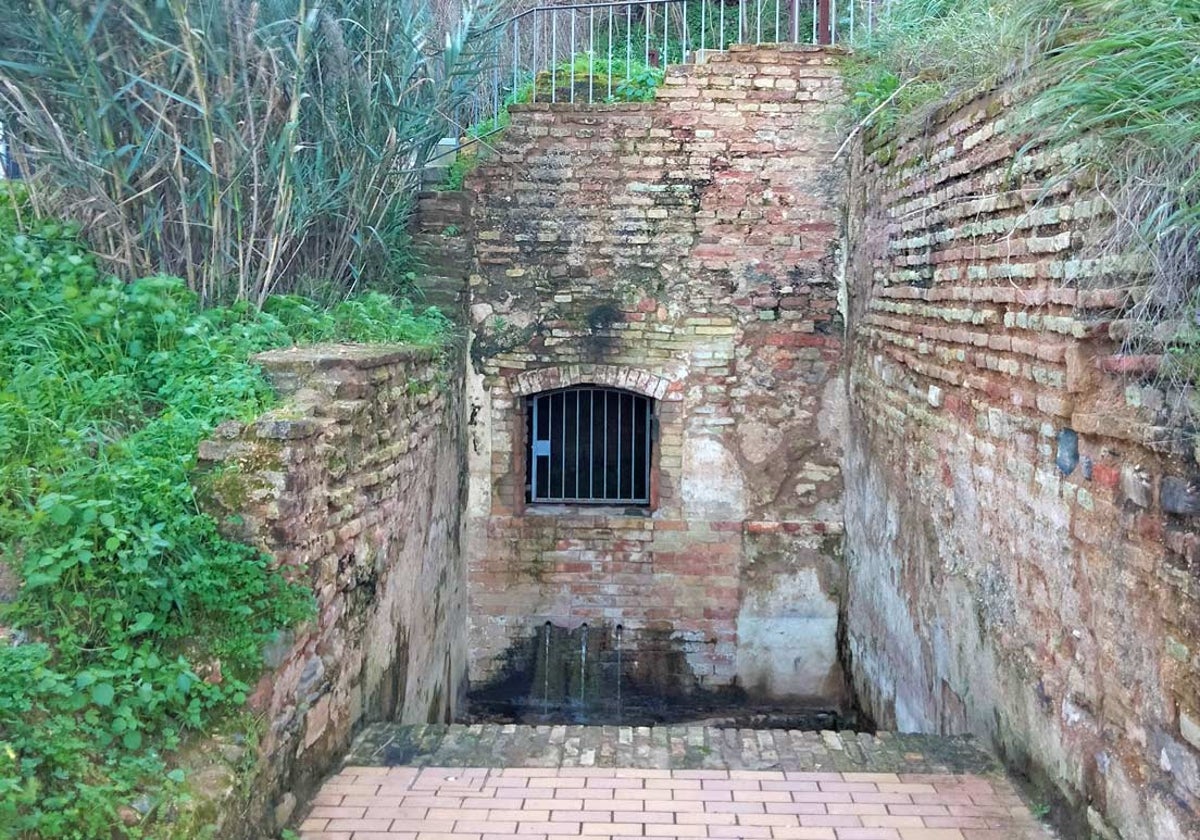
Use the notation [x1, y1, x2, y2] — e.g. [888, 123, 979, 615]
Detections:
[340, 723, 1003, 776]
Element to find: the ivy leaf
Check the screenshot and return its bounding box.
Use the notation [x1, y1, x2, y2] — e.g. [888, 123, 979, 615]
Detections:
[90, 683, 115, 707]
[129, 612, 155, 635]
[122, 731, 143, 750]
[49, 503, 73, 526]
[167, 769, 186, 783]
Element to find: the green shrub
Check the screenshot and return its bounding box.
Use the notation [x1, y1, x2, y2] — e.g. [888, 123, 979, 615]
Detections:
[441, 155, 479, 191]
[0, 189, 448, 838]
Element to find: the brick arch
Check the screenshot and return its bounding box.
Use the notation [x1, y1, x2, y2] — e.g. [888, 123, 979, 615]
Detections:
[510, 365, 671, 401]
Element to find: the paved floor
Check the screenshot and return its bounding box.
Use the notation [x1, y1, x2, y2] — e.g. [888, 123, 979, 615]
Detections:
[298, 725, 1054, 840]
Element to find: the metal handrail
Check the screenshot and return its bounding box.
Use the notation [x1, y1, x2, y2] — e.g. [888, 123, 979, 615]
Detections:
[433, 0, 882, 168]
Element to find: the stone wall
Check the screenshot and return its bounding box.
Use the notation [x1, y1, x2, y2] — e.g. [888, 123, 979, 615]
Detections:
[194, 344, 467, 835]
[464, 46, 849, 707]
[844, 87, 1200, 838]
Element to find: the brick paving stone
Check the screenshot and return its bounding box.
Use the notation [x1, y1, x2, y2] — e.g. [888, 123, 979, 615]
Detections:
[295, 725, 1056, 840]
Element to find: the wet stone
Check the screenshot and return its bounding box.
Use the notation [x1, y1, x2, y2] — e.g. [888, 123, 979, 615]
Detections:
[340, 722, 1002, 775]
[1162, 475, 1200, 516]
[1056, 427, 1079, 475]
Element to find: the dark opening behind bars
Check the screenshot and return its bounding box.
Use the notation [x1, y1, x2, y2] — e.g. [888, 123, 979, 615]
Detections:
[527, 386, 652, 505]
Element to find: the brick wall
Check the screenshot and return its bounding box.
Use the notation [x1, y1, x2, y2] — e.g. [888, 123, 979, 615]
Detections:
[193, 345, 467, 836]
[464, 46, 848, 706]
[844, 87, 1200, 838]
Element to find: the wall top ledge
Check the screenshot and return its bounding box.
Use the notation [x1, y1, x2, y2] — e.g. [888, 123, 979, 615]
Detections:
[252, 343, 437, 371]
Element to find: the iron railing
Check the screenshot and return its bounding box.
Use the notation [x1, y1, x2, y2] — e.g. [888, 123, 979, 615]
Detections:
[445, 0, 885, 141]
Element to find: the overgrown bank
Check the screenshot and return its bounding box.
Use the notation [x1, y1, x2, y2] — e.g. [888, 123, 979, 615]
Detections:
[0, 191, 449, 839]
[843, 0, 1200, 386]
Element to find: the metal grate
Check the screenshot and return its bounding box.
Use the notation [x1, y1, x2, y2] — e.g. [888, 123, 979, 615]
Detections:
[527, 386, 652, 505]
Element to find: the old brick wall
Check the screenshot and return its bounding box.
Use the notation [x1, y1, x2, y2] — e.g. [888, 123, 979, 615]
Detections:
[465, 45, 848, 706]
[194, 344, 467, 835]
[844, 87, 1200, 838]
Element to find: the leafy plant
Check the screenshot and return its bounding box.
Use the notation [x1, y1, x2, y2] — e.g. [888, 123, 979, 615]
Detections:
[441, 155, 479, 191]
[0, 0, 496, 306]
[0, 189, 448, 838]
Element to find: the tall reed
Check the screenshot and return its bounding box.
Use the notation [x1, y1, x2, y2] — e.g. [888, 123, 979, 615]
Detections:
[0, 0, 495, 305]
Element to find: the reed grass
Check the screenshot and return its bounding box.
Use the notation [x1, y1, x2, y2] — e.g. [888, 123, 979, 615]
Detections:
[0, 0, 496, 305]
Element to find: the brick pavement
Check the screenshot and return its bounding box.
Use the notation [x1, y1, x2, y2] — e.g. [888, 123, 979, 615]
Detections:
[297, 726, 1054, 840]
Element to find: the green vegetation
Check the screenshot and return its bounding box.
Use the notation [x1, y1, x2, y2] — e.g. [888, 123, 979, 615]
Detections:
[442, 154, 480, 192]
[845, 0, 1200, 379]
[841, 0, 1042, 131]
[0, 0, 493, 305]
[527, 55, 666, 104]
[437, 55, 664, 191]
[1035, 0, 1200, 377]
[0, 190, 448, 838]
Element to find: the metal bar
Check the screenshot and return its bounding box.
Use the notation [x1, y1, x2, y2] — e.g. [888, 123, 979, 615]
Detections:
[812, 0, 818, 44]
[849, 0, 854, 38]
[578, 386, 583, 499]
[616, 391, 622, 500]
[720, 0, 726, 51]
[590, 8, 595, 103]
[775, 0, 780, 42]
[831, 0, 837, 43]
[531, 396, 539, 500]
[589, 388, 596, 497]
[532, 12, 539, 102]
[739, 0, 745, 43]
[478, 0, 755, 41]
[792, 0, 799, 42]
[682, 1, 687, 63]
[571, 9, 577, 103]
[630, 394, 638, 501]
[551, 9, 558, 103]
[625, 4, 632, 82]
[645, 2, 651, 67]
[756, 0, 762, 44]
[700, 0, 707, 61]
[603, 390, 609, 498]
[608, 7, 614, 99]
[662, 0, 669, 65]
[513, 18, 520, 103]
[643, 398, 651, 502]
[560, 392, 567, 498]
